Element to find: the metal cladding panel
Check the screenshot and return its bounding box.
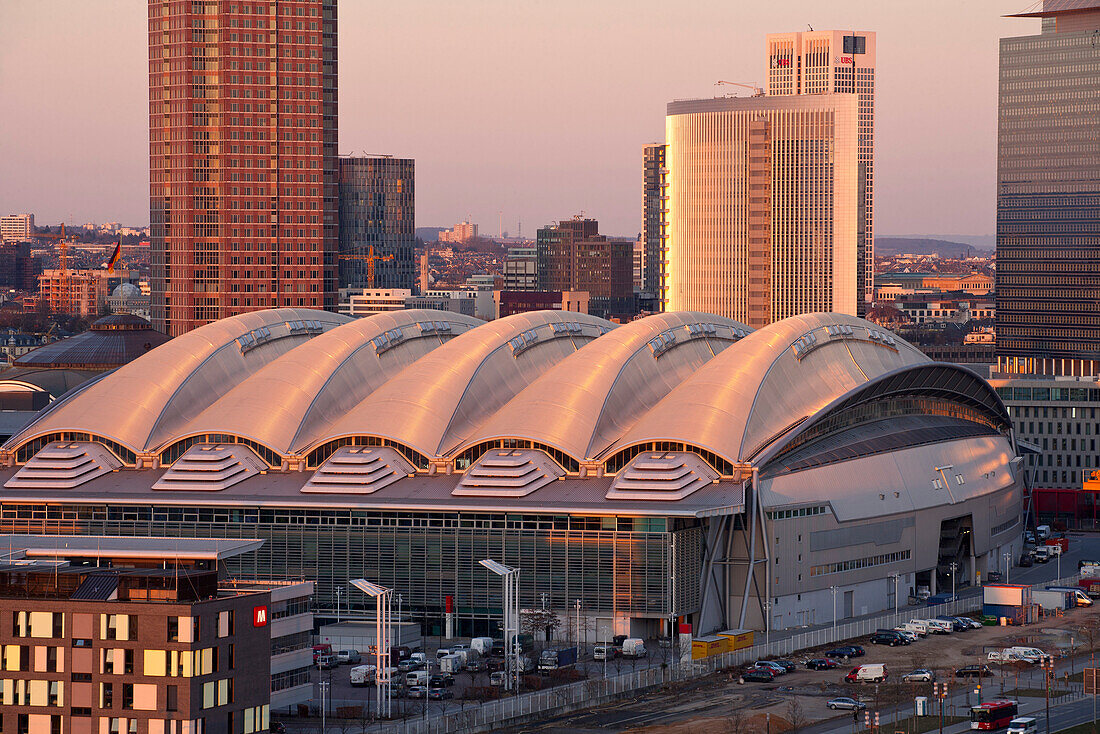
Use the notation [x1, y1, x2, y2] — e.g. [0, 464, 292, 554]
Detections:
[983, 585, 1030, 607]
[175, 310, 482, 455]
[5, 308, 350, 454]
[461, 312, 751, 462]
[758, 435, 1018, 522]
[311, 311, 615, 458]
[609, 313, 927, 464]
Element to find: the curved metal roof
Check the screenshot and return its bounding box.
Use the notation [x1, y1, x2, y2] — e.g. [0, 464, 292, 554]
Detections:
[171, 310, 484, 455]
[0, 366, 103, 399]
[14, 315, 171, 370]
[308, 311, 614, 458]
[5, 308, 349, 454]
[459, 312, 753, 462]
[607, 313, 930, 465]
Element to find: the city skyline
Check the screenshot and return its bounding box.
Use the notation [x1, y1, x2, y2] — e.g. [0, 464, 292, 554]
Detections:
[2, 0, 1034, 237]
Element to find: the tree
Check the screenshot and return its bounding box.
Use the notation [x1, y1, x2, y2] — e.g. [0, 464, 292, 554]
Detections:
[520, 607, 560, 643]
[785, 698, 809, 732]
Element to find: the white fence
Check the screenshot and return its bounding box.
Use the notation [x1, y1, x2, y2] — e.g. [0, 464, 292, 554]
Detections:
[346, 573, 1085, 734]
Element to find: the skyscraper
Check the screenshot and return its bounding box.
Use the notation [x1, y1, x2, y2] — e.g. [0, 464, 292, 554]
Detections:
[765, 30, 876, 316]
[537, 218, 633, 319]
[641, 144, 666, 302]
[149, 0, 338, 337]
[662, 94, 859, 326]
[996, 1, 1100, 377]
[338, 155, 415, 291]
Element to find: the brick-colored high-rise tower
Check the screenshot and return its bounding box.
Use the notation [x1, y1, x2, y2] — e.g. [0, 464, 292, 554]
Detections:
[149, 0, 338, 336]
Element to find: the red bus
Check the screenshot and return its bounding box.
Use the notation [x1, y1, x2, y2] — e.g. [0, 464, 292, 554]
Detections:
[970, 701, 1018, 730]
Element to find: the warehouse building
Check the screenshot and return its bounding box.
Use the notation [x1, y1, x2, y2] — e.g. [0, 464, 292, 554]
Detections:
[0, 308, 1023, 637]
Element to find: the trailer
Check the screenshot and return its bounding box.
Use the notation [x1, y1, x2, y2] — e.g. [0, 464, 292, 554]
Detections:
[984, 584, 1032, 607]
[537, 647, 577, 672]
[1032, 589, 1073, 613]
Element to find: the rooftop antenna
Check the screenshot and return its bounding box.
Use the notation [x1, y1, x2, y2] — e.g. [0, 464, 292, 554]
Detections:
[807, 24, 814, 31]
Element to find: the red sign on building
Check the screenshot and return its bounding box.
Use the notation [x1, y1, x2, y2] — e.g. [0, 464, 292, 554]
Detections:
[253, 606, 268, 627]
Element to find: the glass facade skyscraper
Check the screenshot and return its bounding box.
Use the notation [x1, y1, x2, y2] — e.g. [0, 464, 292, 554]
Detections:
[641, 144, 666, 302]
[996, 2, 1100, 376]
[338, 156, 415, 290]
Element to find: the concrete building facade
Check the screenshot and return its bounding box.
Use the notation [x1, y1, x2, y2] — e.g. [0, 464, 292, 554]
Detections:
[1, 215, 35, 243]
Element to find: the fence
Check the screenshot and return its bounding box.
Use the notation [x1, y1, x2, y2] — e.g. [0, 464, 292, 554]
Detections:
[325, 573, 1084, 734]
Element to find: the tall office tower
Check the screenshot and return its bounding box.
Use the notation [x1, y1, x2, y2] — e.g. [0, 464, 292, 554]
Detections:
[502, 245, 538, 290]
[663, 95, 859, 326]
[641, 144, 667, 302]
[149, 0, 338, 337]
[537, 218, 633, 319]
[765, 30, 876, 316]
[996, 1, 1100, 377]
[0, 214, 34, 243]
[337, 155, 415, 290]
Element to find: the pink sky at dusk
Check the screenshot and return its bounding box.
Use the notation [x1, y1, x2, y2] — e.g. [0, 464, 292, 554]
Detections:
[0, 0, 1035, 238]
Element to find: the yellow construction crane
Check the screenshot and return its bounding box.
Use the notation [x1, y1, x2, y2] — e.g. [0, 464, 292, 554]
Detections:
[715, 80, 764, 97]
[33, 224, 77, 314]
[340, 245, 394, 288]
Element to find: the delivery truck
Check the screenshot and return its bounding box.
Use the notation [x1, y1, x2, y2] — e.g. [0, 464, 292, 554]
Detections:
[537, 647, 577, 672]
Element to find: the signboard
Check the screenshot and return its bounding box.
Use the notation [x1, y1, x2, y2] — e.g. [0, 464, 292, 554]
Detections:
[1085, 667, 1099, 695]
[253, 605, 268, 627]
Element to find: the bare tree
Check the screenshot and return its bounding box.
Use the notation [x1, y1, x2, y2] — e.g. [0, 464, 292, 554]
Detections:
[785, 698, 809, 732]
[520, 608, 561, 644]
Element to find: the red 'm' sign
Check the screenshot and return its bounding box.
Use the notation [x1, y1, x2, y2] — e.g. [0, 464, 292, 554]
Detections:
[253, 606, 268, 627]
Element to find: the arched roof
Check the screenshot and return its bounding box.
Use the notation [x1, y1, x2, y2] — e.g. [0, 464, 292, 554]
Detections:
[5, 308, 349, 454]
[14, 314, 171, 370]
[608, 313, 930, 465]
[170, 310, 484, 455]
[0, 366, 103, 400]
[308, 310, 614, 458]
[459, 312, 752, 463]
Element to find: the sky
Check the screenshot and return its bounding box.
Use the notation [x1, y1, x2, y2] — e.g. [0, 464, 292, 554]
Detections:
[0, 1, 1037, 238]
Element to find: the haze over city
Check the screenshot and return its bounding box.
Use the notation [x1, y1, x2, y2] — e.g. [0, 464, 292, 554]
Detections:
[1, 0, 1032, 235]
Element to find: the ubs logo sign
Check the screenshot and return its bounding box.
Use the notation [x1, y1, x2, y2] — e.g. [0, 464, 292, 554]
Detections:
[253, 606, 268, 627]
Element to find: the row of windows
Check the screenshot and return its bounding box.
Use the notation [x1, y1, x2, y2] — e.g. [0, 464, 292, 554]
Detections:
[766, 505, 828, 521]
[810, 550, 911, 577]
[996, 386, 1100, 403]
[992, 517, 1020, 537]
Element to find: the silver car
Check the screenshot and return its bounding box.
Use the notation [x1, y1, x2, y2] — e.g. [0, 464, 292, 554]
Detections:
[902, 669, 935, 682]
[828, 697, 866, 711]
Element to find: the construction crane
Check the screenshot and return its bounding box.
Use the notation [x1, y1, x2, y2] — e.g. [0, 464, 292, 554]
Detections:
[715, 81, 764, 97]
[32, 224, 77, 314]
[340, 245, 394, 289]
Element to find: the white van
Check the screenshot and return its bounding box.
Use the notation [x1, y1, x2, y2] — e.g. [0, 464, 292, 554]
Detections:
[846, 663, 888, 683]
[921, 619, 953, 634]
[1037, 525, 1052, 540]
[470, 637, 495, 655]
[350, 664, 376, 687]
[405, 670, 428, 687]
[1007, 717, 1037, 734]
[621, 638, 647, 658]
[1007, 646, 1045, 663]
[901, 621, 929, 637]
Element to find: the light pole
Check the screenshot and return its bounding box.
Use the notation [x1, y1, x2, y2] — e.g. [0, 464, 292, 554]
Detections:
[764, 599, 771, 650]
[948, 562, 958, 614]
[350, 579, 393, 719]
[575, 599, 582, 651]
[319, 679, 329, 734]
[1004, 552, 1012, 583]
[480, 559, 520, 693]
[1042, 655, 1054, 734]
[830, 585, 838, 638]
[889, 573, 900, 621]
[335, 586, 343, 624]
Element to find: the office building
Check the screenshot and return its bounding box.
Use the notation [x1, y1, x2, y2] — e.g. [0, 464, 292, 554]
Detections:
[996, 1, 1100, 377]
[0, 242, 42, 291]
[766, 30, 876, 316]
[0, 308, 1021, 635]
[338, 155, 415, 290]
[337, 288, 411, 317]
[663, 94, 859, 326]
[537, 218, 633, 320]
[149, 0, 338, 337]
[641, 144, 666, 301]
[493, 290, 589, 318]
[0, 535, 314, 733]
[1, 214, 34, 243]
[502, 246, 537, 291]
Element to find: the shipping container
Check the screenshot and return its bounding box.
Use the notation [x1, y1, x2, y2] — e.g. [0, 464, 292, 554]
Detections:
[984, 584, 1032, 607]
[691, 635, 730, 660]
[1044, 537, 1069, 553]
[1032, 589, 1072, 612]
[716, 629, 755, 651]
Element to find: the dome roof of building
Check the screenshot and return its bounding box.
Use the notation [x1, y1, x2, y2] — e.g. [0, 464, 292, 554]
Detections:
[3, 309, 1012, 498]
[110, 283, 143, 300]
[13, 314, 172, 371]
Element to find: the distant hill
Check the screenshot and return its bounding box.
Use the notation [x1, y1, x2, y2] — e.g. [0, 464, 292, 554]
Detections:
[875, 237, 992, 258]
[416, 227, 446, 242]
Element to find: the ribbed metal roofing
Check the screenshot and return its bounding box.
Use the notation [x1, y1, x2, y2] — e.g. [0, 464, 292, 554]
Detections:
[14, 314, 171, 370]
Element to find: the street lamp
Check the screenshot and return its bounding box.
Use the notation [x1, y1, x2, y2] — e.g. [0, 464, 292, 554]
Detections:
[948, 562, 958, 615]
[889, 573, 900, 621]
[480, 559, 520, 693]
[1004, 552, 1012, 583]
[830, 585, 838, 638]
[335, 586, 343, 624]
[350, 579, 393, 719]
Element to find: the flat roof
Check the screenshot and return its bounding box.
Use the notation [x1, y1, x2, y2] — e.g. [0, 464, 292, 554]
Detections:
[0, 535, 264, 562]
[1007, 0, 1100, 17]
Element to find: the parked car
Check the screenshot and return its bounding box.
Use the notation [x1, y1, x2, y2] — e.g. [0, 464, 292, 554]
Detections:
[824, 645, 865, 660]
[987, 571, 1005, 583]
[336, 650, 361, 665]
[902, 669, 935, 682]
[429, 673, 455, 687]
[955, 665, 994, 678]
[957, 617, 983, 630]
[406, 685, 427, 699]
[428, 688, 454, 700]
[742, 668, 775, 682]
[489, 671, 507, 687]
[398, 659, 422, 673]
[1019, 555, 1034, 568]
[807, 658, 840, 670]
[466, 659, 486, 673]
[827, 697, 866, 711]
[870, 632, 906, 646]
[752, 661, 788, 675]
[770, 660, 797, 672]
